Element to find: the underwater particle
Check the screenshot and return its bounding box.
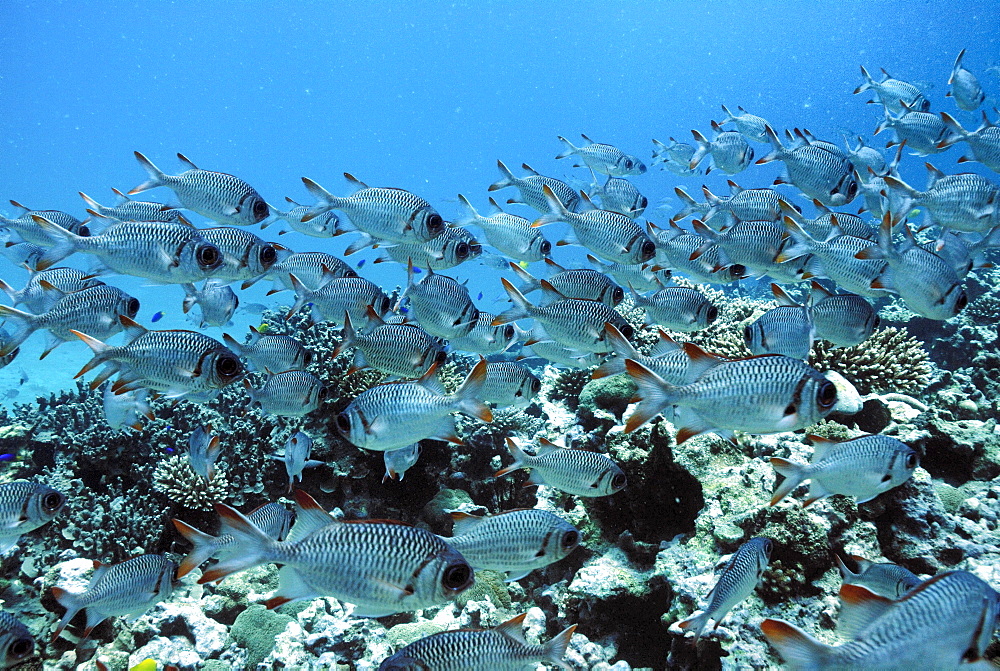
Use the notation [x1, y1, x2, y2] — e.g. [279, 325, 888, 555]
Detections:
[152, 455, 230, 511]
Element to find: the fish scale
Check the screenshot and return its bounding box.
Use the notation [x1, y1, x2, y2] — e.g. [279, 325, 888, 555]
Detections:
[876, 110, 952, 155]
[652, 229, 743, 284]
[853, 66, 929, 114]
[590, 176, 647, 218]
[268, 202, 340, 237]
[248, 251, 357, 293]
[698, 219, 787, 276]
[223, 328, 310, 374]
[199, 227, 277, 282]
[405, 271, 479, 339]
[706, 186, 783, 223]
[587, 254, 669, 292]
[0, 267, 103, 313]
[448, 313, 516, 355]
[720, 105, 770, 143]
[1, 205, 87, 246]
[633, 287, 716, 332]
[488, 160, 580, 213]
[837, 555, 922, 599]
[479, 361, 539, 407]
[759, 126, 857, 206]
[341, 318, 444, 379]
[745, 305, 814, 360]
[885, 169, 1000, 233]
[378, 225, 480, 270]
[456, 195, 550, 262]
[810, 289, 878, 347]
[80, 191, 182, 224]
[514, 263, 623, 306]
[498, 438, 627, 497]
[781, 224, 890, 297]
[0, 284, 138, 348]
[652, 138, 697, 176]
[289, 275, 390, 326]
[246, 370, 326, 416]
[0, 611, 33, 667]
[691, 128, 754, 175]
[941, 113, 1000, 172]
[557, 135, 646, 176]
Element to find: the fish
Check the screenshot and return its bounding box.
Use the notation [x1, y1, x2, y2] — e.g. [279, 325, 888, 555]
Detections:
[188, 424, 222, 481]
[809, 282, 879, 347]
[585, 254, 670, 293]
[382, 444, 421, 482]
[373, 224, 481, 270]
[743, 284, 815, 360]
[0, 481, 65, 553]
[630, 286, 718, 333]
[648, 222, 746, 285]
[779, 199, 877, 241]
[335, 308, 446, 379]
[522, 327, 602, 370]
[533, 187, 656, 265]
[835, 553, 922, 599]
[72, 316, 245, 399]
[0, 284, 140, 359]
[271, 431, 322, 492]
[198, 490, 474, 616]
[677, 537, 773, 641]
[171, 502, 295, 578]
[691, 219, 795, 280]
[128, 152, 269, 226]
[181, 280, 238, 328]
[853, 65, 930, 114]
[593, 323, 724, 383]
[855, 216, 968, 320]
[79, 188, 184, 225]
[488, 160, 580, 213]
[478, 361, 541, 408]
[102, 385, 153, 433]
[670, 187, 713, 223]
[761, 570, 1000, 670]
[222, 326, 311, 374]
[198, 226, 279, 283]
[947, 49, 985, 111]
[939, 112, 1000, 174]
[719, 105, 770, 143]
[496, 437, 627, 497]
[441, 509, 580, 581]
[286, 270, 391, 326]
[854, 143, 907, 219]
[455, 195, 551, 262]
[51, 554, 178, 641]
[700, 181, 785, 226]
[882, 163, 1000, 233]
[265, 197, 342, 237]
[624, 353, 838, 443]
[510, 260, 624, 307]
[403, 262, 479, 339]
[757, 125, 858, 207]
[0, 611, 34, 669]
[150, 311, 164, 323]
[842, 134, 888, 176]
[377, 613, 575, 671]
[779, 217, 891, 298]
[0, 267, 103, 314]
[556, 134, 646, 176]
[769, 434, 919, 506]
[243, 250, 358, 295]
[447, 313, 519, 356]
[0, 241, 45, 270]
[587, 172, 648, 219]
[300, 174, 445, 246]
[651, 137, 697, 176]
[245, 370, 327, 417]
[875, 104, 955, 156]
[494, 277, 634, 354]
[689, 122, 754, 175]
[336, 360, 492, 452]
[0, 200, 89, 246]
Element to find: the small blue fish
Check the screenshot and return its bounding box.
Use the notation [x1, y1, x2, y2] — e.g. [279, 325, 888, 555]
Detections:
[413, 267, 422, 273]
[357, 259, 366, 268]
[477, 292, 483, 300]
[151, 311, 164, 323]
[0, 454, 15, 462]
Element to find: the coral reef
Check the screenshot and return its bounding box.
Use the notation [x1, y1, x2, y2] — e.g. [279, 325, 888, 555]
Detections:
[152, 456, 231, 512]
[808, 327, 933, 395]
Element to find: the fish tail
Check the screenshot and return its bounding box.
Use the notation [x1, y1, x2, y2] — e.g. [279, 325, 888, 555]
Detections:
[31, 215, 82, 270]
[488, 159, 516, 191]
[880, 175, 919, 224]
[555, 135, 579, 159]
[332, 310, 357, 357]
[533, 184, 571, 225]
[508, 261, 540, 294]
[544, 624, 577, 670]
[171, 519, 221, 578]
[494, 277, 533, 324]
[181, 283, 198, 313]
[592, 323, 639, 379]
[70, 329, 117, 386]
[853, 65, 875, 94]
[284, 274, 311, 319]
[760, 619, 835, 670]
[622, 359, 678, 433]
[198, 503, 274, 583]
[299, 177, 336, 222]
[454, 194, 480, 226]
[128, 151, 167, 194]
[0, 278, 20, 306]
[49, 587, 83, 643]
[676, 610, 711, 642]
[688, 129, 711, 169]
[496, 437, 529, 476]
[755, 125, 785, 164]
[454, 359, 493, 422]
[720, 103, 735, 122]
[671, 187, 701, 221]
[768, 457, 806, 505]
[0, 305, 36, 357]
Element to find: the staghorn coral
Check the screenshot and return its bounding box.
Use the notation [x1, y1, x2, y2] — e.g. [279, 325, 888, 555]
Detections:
[964, 293, 1000, 326]
[152, 455, 231, 511]
[544, 367, 592, 409]
[809, 327, 932, 395]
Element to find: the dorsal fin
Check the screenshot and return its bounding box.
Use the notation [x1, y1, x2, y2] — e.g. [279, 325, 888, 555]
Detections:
[286, 490, 337, 543]
[449, 511, 485, 536]
[537, 437, 562, 455]
[806, 434, 840, 462]
[494, 613, 528, 643]
[176, 153, 198, 171]
[770, 283, 800, 307]
[343, 172, 369, 191]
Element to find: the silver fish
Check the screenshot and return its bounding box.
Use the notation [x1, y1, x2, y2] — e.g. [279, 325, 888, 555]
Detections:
[495, 278, 633, 354]
[744, 284, 814, 360]
[835, 553, 922, 599]
[479, 361, 540, 408]
[762, 571, 999, 670]
[0, 611, 33, 668]
[789, 128, 846, 158]
[690, 122, 754, 175]
[51, 554, 177, 641]
[853, 65, 930, 114]
[671, 187, 715, 224]
[243, 250, 357, 293]
[842, 135, 888, 176]
[265, 197, 342, 237]
[336, 360, 492, 452]
[719, 105, 770, 143]
[651, 137, 697, 176]
[300, 174, 444, 245]
[511, 259, 623, 307]
[188, 424, 222, 481]
[271, 431, 322, 492]
[0, 284, 139, 359]
[947, 49, 985, 111]
[587, 174, 648, 218]
[631, 286, 717, 333]
[222, 326, 311, 374]
[287, 271, 391, 326]
[534, 187, 656, 265]
[33, 216, 222, 282]
[79, 188, 183, 225]
[809, 282, 879, 347]
[442, 509, 580, 581]
[0, 241, 44, 270]
[245, 370, 327, 417]
[692, 219, 793, 280]
[780, 218, 890, 298]
[701, 181, 785, 225]
[624, 353, 837, 443]
[523, 332, 602, 369]
[780, 199, 877, 241]
[854, 143, 906, 219]
[0, 267, 103, 314]
[883, 163, 1000, 233]
[335, 308, 445, 379]
[101, 385, 152, 433]
[0, 481, 64, 553]
[593, 323, 723, 383]
[875, 106, 954, 156]
[556, 133, 646, 176]
[383, 444, 421, 482]
[649, 222, 746, 285]
[497, 437, 626, 497]
[182, 280, 238, 328]
[677, 537, 772, 641]
[488, 161, 580, 213]
[0, 200, 88, 246]
[757, 125, 858, 207]
[770, 434, 918, 506]
[448, 313, 518, 356]
[404, 264, 479, 339]
[585, 254, 670, 293]
[129, 152, 269, 226]
[378, 613, 575, 671]
[73, 317, 244, 399]
[200, 490, 474, 616]
[374, 225, 481, 270]
[940, 112, 1000, 173]
[198, 226, 279, 283]
[456, 195, 551, 262]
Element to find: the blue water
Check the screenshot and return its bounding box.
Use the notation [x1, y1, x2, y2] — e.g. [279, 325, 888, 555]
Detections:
[1, 0, 998, 402]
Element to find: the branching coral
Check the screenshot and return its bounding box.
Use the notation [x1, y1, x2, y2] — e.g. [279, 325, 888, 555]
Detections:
[152, 455, 231, 511]
[809, 327, 932, 395]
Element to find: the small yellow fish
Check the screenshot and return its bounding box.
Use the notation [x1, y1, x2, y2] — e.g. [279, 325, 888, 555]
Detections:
[257, 323, 270, 334]
[518, 260, 530, 269]
[131, 661, 158, 671]
[908, 208, 921, 218]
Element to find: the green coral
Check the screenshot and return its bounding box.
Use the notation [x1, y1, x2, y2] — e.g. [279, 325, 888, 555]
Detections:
[578, 375, 637, 421]
[455, 569, 512, 608]
[385, 621, 448, 649]
[230, 604, 294, 668]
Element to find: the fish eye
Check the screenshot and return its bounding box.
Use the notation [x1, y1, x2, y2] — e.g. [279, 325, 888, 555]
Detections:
[126, 297, 140, 317]
[540, 240, 552, 256]
[197, 244, 221, 269]
[639, 196, 648, 209]
[640, 240, 656, 260]
[303, 350, 313, 366]
[561, 530, 580, 551]
[317, 386, 329, 401]
[502, 324, 514, 340]
[435, 350, 448, 364]
[816, 380, 837, 409]
[624, 159, 633, 169]
[618, 323, 634, 340]
[442, 562, 472, 591]
[705, 305, 718, 324]
[847, 180, 858, 199]
[78, 225, 91, 237]
[455, 242, 470, 260]
[252, 199, 270, 222]
[872, 315, 881, 329]
[763, 539, 773, 555]
[216, 354, 242, 379]
[729, 264, 746, 279]
[335, 412, 352, 434]
[260, 245, 278, 267]
[611, 472, 627, 490]
[8, 637, 32, 659]
[905, 452, 919, 469]
[611, 287, 624, 305]
[530, 378, 541, 393]
[42, 491, 64, 512]
[955, 291, 969, 312]
[426, 213, 444, 234]
[743, 325, 754, 346]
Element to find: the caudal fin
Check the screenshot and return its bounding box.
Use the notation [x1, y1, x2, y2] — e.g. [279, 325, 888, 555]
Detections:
[677, 610, 712, 642]
[760, 618, 835, 669]
[488, 160, 517, 191]
[31, 215, 82, 270]
[0, 305, 37, 357]
[128, 151, 168, 194]
[197, 503, 274, 583]
[768, 457, 807, 505]
[555, 135, 579, 160]
[454, 359, 493, 422]
[622, 359, 678, 433]
[493, 277, 534, 324]
[543, 623, 577, 670]
[172, 519, 223, 578]
[495, 437, 529, 477]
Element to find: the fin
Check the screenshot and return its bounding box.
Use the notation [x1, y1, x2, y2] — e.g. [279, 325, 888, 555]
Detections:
[622, 359, 677, 433]
[285, 490, 337, 543]
[128, 151, 167, 194]
[760, 619, 836, 668]
[532, 184, 571, 227]
[172, 519, 221, 578]
[496, 437, 529, 477]
[803, 480, 833, 507]
[555, 135, 579, 160]
[50, 586, 85, 642]
[30, 215, 83, 270]
[449, 511, 485, 537]
[543, 623, 577, 671]
[198, 503, 273, 583]
[836, 584, 894, 639]
[493, 277, 534, 324]
[0, 305, 36, 357]
[488, 160, 517, 191]
[454, 359, 493, 422]
[676, 611, 712, 642]
[265, 565, 318, 609]
[768, 457, 807, 506]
